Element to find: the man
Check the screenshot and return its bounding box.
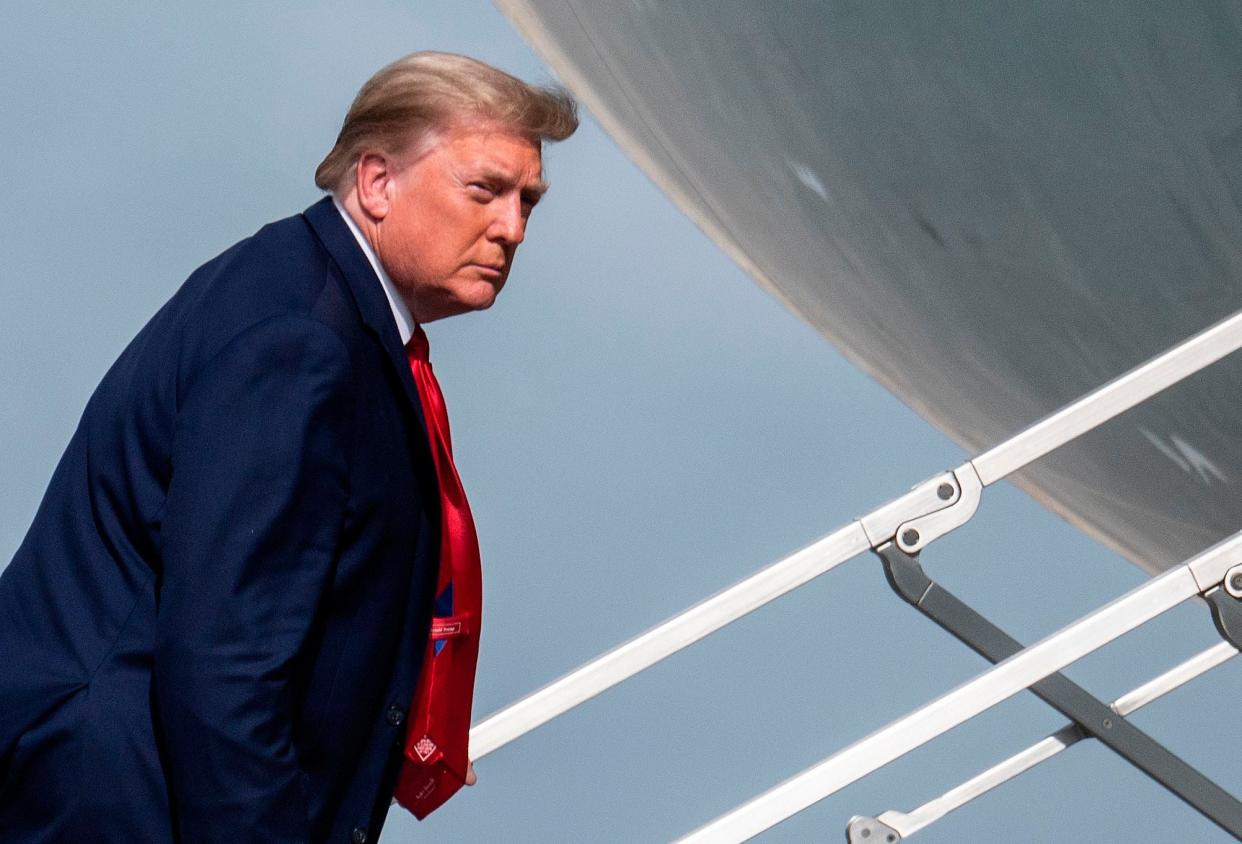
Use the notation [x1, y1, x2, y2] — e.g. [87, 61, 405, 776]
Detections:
[0, 52, 577, 842]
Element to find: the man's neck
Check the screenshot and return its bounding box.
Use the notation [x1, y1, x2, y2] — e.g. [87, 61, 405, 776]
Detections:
[332, 196, 415, 345]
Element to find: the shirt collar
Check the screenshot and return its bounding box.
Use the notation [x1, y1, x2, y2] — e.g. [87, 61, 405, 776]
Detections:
[333, 197, 415, 346]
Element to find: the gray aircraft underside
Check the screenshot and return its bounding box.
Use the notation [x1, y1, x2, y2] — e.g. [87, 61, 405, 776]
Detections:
[499, 1, 1242, 575]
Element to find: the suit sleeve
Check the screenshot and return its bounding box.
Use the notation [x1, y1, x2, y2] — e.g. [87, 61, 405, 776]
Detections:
[154, 316, 355, 843]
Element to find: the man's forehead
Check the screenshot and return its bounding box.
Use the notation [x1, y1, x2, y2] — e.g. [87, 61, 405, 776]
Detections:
[441, 124, 543, 179]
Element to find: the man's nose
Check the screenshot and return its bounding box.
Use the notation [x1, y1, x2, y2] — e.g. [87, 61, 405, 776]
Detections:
[488, 196, 526, 245]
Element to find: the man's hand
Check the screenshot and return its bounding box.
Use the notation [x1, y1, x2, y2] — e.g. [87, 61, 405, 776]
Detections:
[465, 761, 477, 786]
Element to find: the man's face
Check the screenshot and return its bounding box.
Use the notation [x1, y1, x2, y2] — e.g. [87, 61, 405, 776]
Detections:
[373, 124, 546, 323]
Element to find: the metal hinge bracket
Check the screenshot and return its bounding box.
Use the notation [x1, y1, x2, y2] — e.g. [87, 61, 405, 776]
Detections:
[859, 461, 983, 553]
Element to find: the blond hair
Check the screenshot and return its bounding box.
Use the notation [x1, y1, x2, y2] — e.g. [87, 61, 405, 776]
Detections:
[315, 52, 578, 193]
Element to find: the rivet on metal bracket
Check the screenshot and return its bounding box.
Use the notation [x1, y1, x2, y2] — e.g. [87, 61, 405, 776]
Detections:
[859, 470, 962, 549]
[1225, 565, 1242, 599]
[846, 815, 902, 844]
[895, 462, 984, 554]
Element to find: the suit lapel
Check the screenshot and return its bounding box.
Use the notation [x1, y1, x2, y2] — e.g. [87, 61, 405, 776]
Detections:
[302, 196, 433, 445]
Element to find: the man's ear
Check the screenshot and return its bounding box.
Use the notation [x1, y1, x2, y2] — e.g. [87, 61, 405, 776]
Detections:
[354, 152, 394, 221]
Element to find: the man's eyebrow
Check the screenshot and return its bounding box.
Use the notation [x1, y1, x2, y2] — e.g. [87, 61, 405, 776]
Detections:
[475, 167, 549, 200]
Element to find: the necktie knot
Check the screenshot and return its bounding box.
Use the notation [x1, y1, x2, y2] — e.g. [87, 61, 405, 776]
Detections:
[407, 325, 430, 363]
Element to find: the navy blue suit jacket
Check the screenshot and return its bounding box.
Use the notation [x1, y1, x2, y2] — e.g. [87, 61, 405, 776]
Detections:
[0, 198, 441, 843]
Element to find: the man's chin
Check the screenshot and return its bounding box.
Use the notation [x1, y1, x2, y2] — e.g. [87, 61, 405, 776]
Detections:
[426, 287, 499, 321]
[463, 280, 503, 311]
[415, 278, 505, 322]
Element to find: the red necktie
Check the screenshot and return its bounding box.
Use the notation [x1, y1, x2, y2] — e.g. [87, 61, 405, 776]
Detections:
[393, 325, 483, 819]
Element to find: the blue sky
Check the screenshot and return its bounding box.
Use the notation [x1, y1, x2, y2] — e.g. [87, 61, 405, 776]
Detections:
[1, 2, 1238, 841]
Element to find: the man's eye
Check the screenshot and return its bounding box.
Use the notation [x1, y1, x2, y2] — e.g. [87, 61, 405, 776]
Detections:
[467, 183, 496, 199]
